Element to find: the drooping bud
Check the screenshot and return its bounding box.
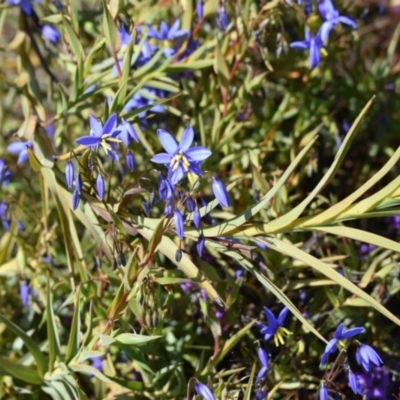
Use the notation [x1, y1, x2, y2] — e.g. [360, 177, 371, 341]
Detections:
[194, 382, 215, 400]
[197, 233, 205, 256]
[193, 208, 201, 230]
[212, 177, 231, 208]
[175, 248, 182, 262]
[216, 5, 229, 31]
[126, 150, 135, 171]
[65, 160, 74, 188]
[19, 282, 29, 307]
[186, 197, 196, 212]
[96, 174, 105, 200]
[76, 174, 83, 194]
[196, 0, 204, 20]
[142, 200, 150, 216]
[72, 189, 80, 210]
[174, 209, 184, 239]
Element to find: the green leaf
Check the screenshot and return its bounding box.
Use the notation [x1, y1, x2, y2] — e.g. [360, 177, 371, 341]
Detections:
[102, 0, 120, 51]
[264, 236, 400, 327]
[115, 333, 163, 346]
[0, 313, 48, 377]
[0, 357, 42, 385]
[27, 148, 42, 171]
[69, 364, 113, 383]
[47, 274, 61, 372]
[62, 17, 84, 60]
[65, 288, 81, 363]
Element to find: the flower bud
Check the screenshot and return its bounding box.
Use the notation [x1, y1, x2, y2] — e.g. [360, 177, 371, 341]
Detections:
[193, 208, 201, 230]
[72, 189, 80, 210]
[126, 150, 135, 171]
[65, 160, 74, 188]
[174, 209, 184, 239]
[96, 174, 105, 200]
[212, 177, 231, 208]
[197, 233, 205, 256]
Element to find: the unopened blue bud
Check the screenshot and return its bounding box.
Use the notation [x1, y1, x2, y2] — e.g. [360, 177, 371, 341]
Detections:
[197, 233, 205, 256]
[126, 150, 135, 171]
[19, 282, 29, 307]
[212, 177, 231, 208]
[196, 0, 204, 20]
[186, 197, 196, 212]
[76, 174, 83, 194]
[142, 200, 150, 216]
[66, 160, 74, 188]
[193, 208, 201, 230]
[194, 382, 215, 400]
[96, 174, 105, 200]
[174, 209, 184, 239]
[216, 5, 229, 31]
[175, 248, 182, 262]
[72, 189, 80, 210]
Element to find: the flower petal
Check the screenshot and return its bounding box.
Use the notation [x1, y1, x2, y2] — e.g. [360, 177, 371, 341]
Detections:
[76, 136, 102, 146]
[170, 164, 185, 184]
[278, 307, 289, 325]
[157, 129, 178, 154]
[89, 115, 103, 137]
[319, 21, 335, 42]
[179, 126, 194, 151]
[151, 153, 173, 164]
[289, 40, 309, 50]
[103, 113, 118, 135]
[340, 327, 365, 339]
[7, 141, 26, 154]
[185, 146, 212, 161]
[338, 16, 357, 29]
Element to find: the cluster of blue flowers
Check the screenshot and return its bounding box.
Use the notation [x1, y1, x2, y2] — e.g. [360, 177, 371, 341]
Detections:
[290, 0, 357, 68]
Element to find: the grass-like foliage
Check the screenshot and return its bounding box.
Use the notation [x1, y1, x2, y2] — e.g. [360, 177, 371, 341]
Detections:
[0, 0, 400, 399]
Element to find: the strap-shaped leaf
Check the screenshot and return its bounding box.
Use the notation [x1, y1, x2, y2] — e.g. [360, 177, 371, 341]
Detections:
[0, 357, 42, 385]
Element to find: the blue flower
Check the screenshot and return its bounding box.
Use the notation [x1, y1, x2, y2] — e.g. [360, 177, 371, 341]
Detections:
[96, 174, 105, 200]
[147, 20, 188, 58]
[19, 282, 30, 307]
[257, 306, 289, 343]
[65, 161, 75, 188]
[290, 29, 323, 69]
[355, 343, 383, 372]
[348, 369, 363, 395]
[197, 233, 205, 256]
[320, 323, 364, 365]
[319, 383, 329, 400]
[7, 140, 33, 164]
[212, 177, 231, 208]
[118, 26, 132, 46]
[216, 5, 229, 31]
[196, 0, 204, 20]
[158, 174, 174, 201]
[174, 209, 184, 239]
[124, 89, 165, 118]
[76, 114, 121, 160]
[256, 348, 269, 382]
[126, 150, 135, 171]
[318, 0, 357, 41]
[194, 382, 215, 400]
[151, 126, 211, 185]
[119, 119, 139, 145]
[7, 0, 39, 16]
[42, 25, 61, 43]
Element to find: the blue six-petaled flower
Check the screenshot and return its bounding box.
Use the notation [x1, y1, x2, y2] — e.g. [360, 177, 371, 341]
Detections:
[320, 323, 365, 365]
[290, 29, 323, 69]
[75, 114, 121, 160]
[355, 343, 383, 371]
[318, 0, 357, 42]
[151, 126, 212, 185]
[257, 306, 290, 345]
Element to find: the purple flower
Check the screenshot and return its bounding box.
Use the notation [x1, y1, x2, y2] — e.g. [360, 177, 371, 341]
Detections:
[7, 140, 33, 164]
[197, 233, 205, 256]
[216, 5, 229, 31]
[90, 357, 103, 372]
[318, 0, 357, 41]
[355, 344, 383, 372]
[257, 306, 289, 341]
[348, 369, 363, 395]
[19, 282, 30, 307]
[147, 20, 188, 58]
[118, 26, 132, 46]
[255, 389, 268, 400]
[174, 209, 184, 239]
[6, 0, 39, 16]
[42, 25, 61, 43]
[319, 383, 329, 400]
[126, 150, 135, 171]
[320, 323, 364, 365]
[158, 174, 174, 201]
[65, 161, 74, 188]
[118, 119, 139, 145]
[256, 348, 269, 382]
[96, 174, 105, 200]
[194, 382, 215, 400]
[290, 29, 323, 69]
[151, 126, 211, 185]
[76, 114, 121, 160]
[196, 0, 204, 20]
[212, 177, 231, 208]
[124, 89, 165, 118]
[72, 189, 80, 210]
[193, 208, 201, 230]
